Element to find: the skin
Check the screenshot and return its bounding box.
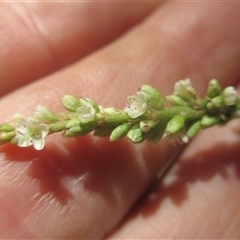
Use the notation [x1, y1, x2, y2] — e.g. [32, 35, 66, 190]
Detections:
[0, 1, 240, 239]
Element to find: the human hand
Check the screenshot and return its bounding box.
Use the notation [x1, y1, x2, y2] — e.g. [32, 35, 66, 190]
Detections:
[0, 2, 240, 239]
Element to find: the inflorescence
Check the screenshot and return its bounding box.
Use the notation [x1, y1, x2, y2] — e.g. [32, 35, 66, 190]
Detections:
[0, 79, 239, 150]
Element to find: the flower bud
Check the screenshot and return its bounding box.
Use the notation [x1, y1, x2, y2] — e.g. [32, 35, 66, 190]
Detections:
[103, 108, 129, 124]
[0, 131, 15, 144]
[165, 115, 185, 134]
[66, 118, 80, 128]
[207, 79, 222, 98]
[127, 125, 144, 143]
[141, 85, 164, 109]
[62, 95, 81, 112]
[186, 121, 201, 138]
[140, 120, 156, 132]
[103, 107, 124, 115]
[110, 124, 132, 141]
[222, 86, 237, 106]
[174, 79, 196, 101]
[80, 98, 100, 113]
[49, 121, 68, 133]
[63, 126, 83, 137]
[206, 96, 223, 112]
[0, 123, 14, 132]
[34, 106, 59, 123]
[77, 98, 97, 124]
[166, 95, 188, 106]
[64, 121, 95, 137]
[12, 113, 24, 122]
[201, 115, 219, 128]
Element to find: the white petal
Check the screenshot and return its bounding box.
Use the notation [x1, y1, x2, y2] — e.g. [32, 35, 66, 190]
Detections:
[40, 124, 49, 138]
[17, 126, 28, 135]
[17, 135, 32, 147]
[33, 139, 45, 150]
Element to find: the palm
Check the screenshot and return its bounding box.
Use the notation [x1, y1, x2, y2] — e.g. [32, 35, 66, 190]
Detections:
[0, 2, 240, 238]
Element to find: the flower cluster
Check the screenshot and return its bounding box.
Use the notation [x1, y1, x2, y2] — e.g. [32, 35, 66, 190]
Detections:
[0, 79, 239, 150]
[165, 78, 239, 143]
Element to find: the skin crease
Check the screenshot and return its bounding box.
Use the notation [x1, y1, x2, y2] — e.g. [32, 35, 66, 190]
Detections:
[0, 1, 240, 239]
[0, 2, 159, 96]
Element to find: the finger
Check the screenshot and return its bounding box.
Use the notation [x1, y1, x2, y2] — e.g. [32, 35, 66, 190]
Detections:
[107, 119, 240, 239]
[0, 2, 159, 95]
[106, 2, 240, 239]
[0, 2, 240, 239]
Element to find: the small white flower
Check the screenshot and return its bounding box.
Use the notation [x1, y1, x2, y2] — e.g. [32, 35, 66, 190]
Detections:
[124, 92, 147, 118]
[222, 86, 237, 106]
[174, 79, 196, 101]
[77, 98, 96, 123]
[13, 116, 49, 150]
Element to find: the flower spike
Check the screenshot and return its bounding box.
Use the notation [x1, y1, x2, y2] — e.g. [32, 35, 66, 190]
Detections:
[0, 79, 239, 150]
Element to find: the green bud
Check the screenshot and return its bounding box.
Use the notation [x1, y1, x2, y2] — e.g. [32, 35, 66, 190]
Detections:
[127, 125, 144, 143]
[34, 106, 59, 123]
[49, 121, 68, 133]
[110, 124, 132, 141]
[80, 98, 100, 113]
[201, 114, 219, 128]
[102, 107, 118, 115]
[103, 108, 129, 124]
[212, 96, 223, 105]
[166, 95, 188, 106]
[77, 98, 98, 125]
[206, 96, 223, 112]
[141, 85, 164, 109]
[0, 123, 14, 132]
[165, 115, 185, 134]
[64, 121, 95, 137]
[62, 95, 81, 112]
[222, 86, 237, 106]
[63, 126, 83, 137]
[186, 121, 201, 138]
[66, 118, 80, 128]
[0, 131, 15, 144]
[207, 79, 222, 98]
[140, 120, 156, 132]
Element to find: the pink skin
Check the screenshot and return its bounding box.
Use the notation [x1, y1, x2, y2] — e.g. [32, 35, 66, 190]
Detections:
[0, 2, 240, 239]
